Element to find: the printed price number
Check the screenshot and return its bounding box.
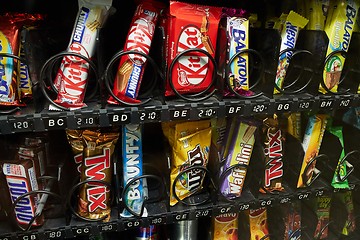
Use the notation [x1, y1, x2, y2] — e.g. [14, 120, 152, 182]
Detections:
[72, 226, 91, 236]
[251, 103, 267, 113]
[298, 101, 311, 110]
[45, 230, 64, 239]
[279, 197, 291, 204]
[238, 204, 250, 211]
[198, 108, 217, 119]
[150, 216, 166, 225]
[9, 118, 34, 132]
[18, 233, 38, 240]
[169, 109, 190, 120]
[76, 115, 98, 127]
[99, 223, 117, 232]
[195, 209, 211, 218]
[139, 110, 160, 122]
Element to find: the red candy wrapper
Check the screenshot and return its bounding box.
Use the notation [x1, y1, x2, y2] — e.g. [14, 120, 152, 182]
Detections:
[164, 1, 222, 97]
[51, 0, 113, 110]
[0, 13, 44, 107]
[108, 0, 164, 104]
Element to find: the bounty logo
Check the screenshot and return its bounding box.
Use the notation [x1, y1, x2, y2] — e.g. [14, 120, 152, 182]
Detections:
[0, 32, 13, 96]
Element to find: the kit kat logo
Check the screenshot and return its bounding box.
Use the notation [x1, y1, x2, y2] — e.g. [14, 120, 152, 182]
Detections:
[177, 26, 209, 86]
[264, 129, 283, 187]
[126, 18, 153, 64]
[57, 42, 89, 101]
[84, 147, 111, 212]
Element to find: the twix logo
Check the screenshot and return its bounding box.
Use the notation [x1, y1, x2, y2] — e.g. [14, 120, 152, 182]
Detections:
[84, 148, 111, 212]
[176, 26, 209, 86]
[264, 129, 283, 187]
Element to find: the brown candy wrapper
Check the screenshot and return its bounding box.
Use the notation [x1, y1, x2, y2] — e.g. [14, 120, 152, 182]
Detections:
[284, 202, 301, 240]
[259, 114, 286, 193]
[77, 128, 119, 221]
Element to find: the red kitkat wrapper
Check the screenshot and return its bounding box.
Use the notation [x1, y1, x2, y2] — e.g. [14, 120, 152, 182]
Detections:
[164, 1, 222, 97]
[107, 0, 165, 104]
[0, 13, 44, 107]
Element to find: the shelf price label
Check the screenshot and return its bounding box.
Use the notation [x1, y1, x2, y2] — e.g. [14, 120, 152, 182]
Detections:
[195, 209, 211, 218]
[99, 223, 117, 232]
[250, 103, 268, 114]
[238, 203, 250, 211]
[45, 229, 65, 239]
[76, 115, 99, 127]
[149, 216, 167, 225]
[9, 117, 34, 132]
[298, 100, 312, 110]
[197, 107, 217, 119]
[139, 109, 161, 122]
[44, 117, 67, 130]
[169, 108, 190, 120]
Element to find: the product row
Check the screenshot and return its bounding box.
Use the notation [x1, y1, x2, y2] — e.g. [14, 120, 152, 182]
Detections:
[1, 0, 360, 113]
[0, 110, 359, 237]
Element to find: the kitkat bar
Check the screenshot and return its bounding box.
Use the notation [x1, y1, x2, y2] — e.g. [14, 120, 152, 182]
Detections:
[108, 0, 165, 104]
[165, 1, 222, 97]
[3, 160, 44, 229]
[0, 13, 44, 107]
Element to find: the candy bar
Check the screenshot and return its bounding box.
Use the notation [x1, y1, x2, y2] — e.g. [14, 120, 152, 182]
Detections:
[249, 207, 269, 240]
[212, 213, 238, 240]
[66, 129, 84, 173]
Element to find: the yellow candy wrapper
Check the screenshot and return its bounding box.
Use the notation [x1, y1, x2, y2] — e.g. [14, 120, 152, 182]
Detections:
[286, 112, 302, 141]
[297, 114, 328, 188]
[167, 120, 212, 206]
[305, 0, 330, 30]
[274, 11, 309, 94]
[319, 0, 359, 94]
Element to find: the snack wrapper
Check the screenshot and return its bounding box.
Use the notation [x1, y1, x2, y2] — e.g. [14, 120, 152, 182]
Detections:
[319, 0, 359, 94]
[0, 13, 44, 106]
[339, 190, 356, 235]
[327, 125, 350, 189]
[259, 114, 286, 193]
[297, 114, 328, 188]
[164, 1, 222, 96]
[51, 0, 113, 110]
[17, 27, 33, 101]
[212, 213, 238, 240]
[121, 124, 147, 217]
[283, 202, 301, 240]
[66, 129, 84, 173]
[220, 118, 257, 199]
[273, 11, 309, 94]
[78, 128, 119, 221]
[168, 120, 211, 206]
[305, 0, 330, 30]
[249, 207, 269, 240]
[108, 0, 164, 104]
[314, 195, 331, 239]
[286, 112, 302, 141]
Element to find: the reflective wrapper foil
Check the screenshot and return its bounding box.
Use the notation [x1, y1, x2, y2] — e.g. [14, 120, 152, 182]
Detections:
[52, 0, 113, 110]
[78, 128, 119, 221]
[212, 213, 238, 240]
[220, 118, 256, 199]
[249, 208, 269, 240]
[66, 129, 84, 173]
[259, 115, 285, 193]
[121, 124, 146, 217]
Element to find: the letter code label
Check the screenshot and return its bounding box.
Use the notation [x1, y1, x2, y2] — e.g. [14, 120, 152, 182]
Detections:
[99, 223, 117, 232]
[319, 100, 334, 109]
[18, 234, 38, 240]
[9, 118, 34, 132]
[45, 230, 65, 239]
[44, 117, 67, 130]
[298, 192, 309, 200]
[76, 115, 99, 127]
[173, 212, 189, 221]
[195, 209, 211, 218]
[108, 112, 131, 125]
[170, 109, 190, 120]
[197, 108, 217, 119]
[124, 219, 141, 229]
[72, 226, 91, 236]
[139, 109, 161, 122]
[260, 199, 272, 206]
[216, 206, 235, 215]
[150, 216, 166, 225]
[226, 105, 243, 115]
[276, 102, 292, 112]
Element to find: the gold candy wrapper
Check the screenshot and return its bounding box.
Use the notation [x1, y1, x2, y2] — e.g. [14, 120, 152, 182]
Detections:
[77, 128, 119, 221]
[212, 213, 238, 240]
[286, 112, 302, 141]
[165, 120, 212, 206]
[249, 207, 269, 240]
[66, 129, 84, 173]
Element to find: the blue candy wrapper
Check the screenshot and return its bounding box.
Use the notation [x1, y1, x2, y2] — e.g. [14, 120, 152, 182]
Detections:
[121, 124, 147, 217]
